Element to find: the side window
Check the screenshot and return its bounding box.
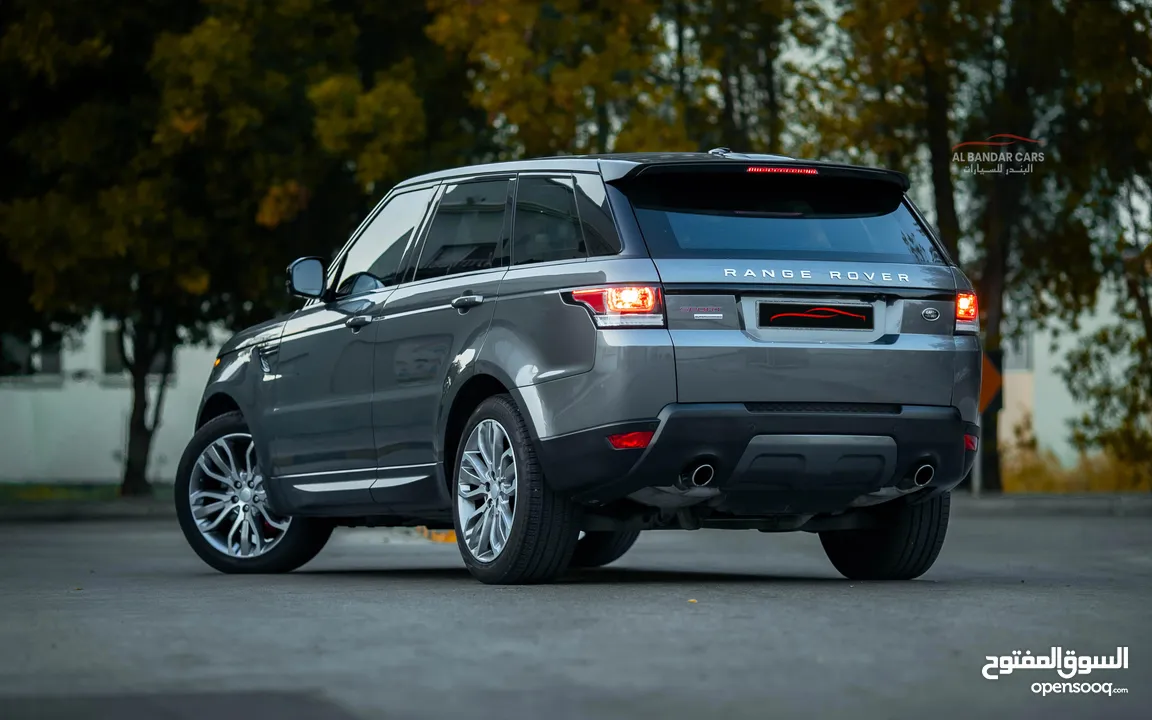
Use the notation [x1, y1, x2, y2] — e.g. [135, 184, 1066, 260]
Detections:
[334, 186, 437, 298]
[573, 174, 622, 256]
[412, 179, 509, 281]
[513, 176, 585, 266]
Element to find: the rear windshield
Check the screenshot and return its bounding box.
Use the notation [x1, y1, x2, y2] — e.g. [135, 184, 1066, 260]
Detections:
[621, 172, 945, 265]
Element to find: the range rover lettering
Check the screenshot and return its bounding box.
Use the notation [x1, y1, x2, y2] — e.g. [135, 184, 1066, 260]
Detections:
[174, 150, 982, 585]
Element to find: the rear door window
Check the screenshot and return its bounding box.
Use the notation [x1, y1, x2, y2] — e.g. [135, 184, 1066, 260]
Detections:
[621, 171, 945, 265]
[512, 176, 586, 265]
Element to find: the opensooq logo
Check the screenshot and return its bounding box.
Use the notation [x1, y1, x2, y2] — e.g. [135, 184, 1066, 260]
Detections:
[982, 646, 1128, 680]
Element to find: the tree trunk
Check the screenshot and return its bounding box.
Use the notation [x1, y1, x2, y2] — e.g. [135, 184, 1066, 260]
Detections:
[715, 2, 744, 148]
[760, 15, 782, 154]
[920, 52, 961, 259]
[117, 319, 176, 497]
[596, 98, 610, 154]
[120, 368, 155, 497]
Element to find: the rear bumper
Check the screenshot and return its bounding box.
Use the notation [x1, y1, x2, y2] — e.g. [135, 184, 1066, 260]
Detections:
[537, 403, 978, 514]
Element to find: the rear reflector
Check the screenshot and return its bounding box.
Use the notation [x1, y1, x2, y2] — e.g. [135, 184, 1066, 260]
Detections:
[747, 166, 819, 175]
[566, 286, 665, 328]
[607, 431, 654, 450]
[965, 434, 979, 451]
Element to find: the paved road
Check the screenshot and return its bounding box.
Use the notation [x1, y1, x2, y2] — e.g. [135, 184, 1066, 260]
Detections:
[1, 514, 1148, 720]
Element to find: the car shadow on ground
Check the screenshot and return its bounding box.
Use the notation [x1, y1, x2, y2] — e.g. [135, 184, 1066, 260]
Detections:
[296, 565, 846, 585]
[0, 691, 361, 720]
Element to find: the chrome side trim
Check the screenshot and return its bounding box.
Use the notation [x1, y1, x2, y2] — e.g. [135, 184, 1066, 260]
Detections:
[277, 467, 376, 480]
[292, 479, 376, 493]
[282, 463, 436, 492]
[369, 475, 427, 489]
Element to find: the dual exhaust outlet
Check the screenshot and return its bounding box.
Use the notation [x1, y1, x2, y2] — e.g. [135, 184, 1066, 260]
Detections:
[674, 460, 933, 490]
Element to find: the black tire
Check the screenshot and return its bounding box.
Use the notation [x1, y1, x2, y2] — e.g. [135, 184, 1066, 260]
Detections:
[175, 411, 333, 574]
[571, 530, 641, 568]
[451, 395, 581, 584]
[819, 491, 951, 581]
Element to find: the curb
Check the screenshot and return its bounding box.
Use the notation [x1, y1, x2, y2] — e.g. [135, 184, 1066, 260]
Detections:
[951, 493, 1152, 517]
[0, 498, 177, 524]
[2, 490, 1148, 524]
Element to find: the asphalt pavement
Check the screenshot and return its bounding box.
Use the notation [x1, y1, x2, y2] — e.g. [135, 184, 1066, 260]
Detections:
[1, 515, 1149, 720]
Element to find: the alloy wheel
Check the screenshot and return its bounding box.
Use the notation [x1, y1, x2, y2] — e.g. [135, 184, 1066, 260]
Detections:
[189, 433, 291, 558]
[457, 419, 518, 562]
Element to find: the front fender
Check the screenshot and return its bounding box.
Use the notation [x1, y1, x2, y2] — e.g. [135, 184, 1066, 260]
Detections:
[196, 344, 277, 476]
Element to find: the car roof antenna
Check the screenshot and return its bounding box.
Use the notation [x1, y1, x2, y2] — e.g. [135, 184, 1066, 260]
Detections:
[708, 147, 731, 156]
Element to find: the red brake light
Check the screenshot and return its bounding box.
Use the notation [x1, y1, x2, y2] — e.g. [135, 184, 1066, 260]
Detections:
[607, 431, 654, 450]
[572, 286, 658, 313]
[567, 286, 665, 328]
[955, 292, 979, 334]
[965, 434, 979, 451]
[747, 166, 819, 175]
[956, 293, 978, 321]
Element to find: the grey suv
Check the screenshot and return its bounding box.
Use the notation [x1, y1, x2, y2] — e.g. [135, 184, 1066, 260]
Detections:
[175, 151, 981, 585]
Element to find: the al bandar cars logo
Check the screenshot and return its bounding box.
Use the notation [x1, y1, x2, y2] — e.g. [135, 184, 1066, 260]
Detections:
[951, 133, 1045, 175]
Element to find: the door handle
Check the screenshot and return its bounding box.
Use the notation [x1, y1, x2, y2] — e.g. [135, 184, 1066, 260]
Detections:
[450, 294, 485, 311]
[344, 315, 372, 331]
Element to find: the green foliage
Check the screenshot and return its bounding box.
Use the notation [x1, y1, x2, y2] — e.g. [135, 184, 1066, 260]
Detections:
[0, 0, 472, 492]
[427, 0, 691, 156]
[1061, 301, 1152, 470]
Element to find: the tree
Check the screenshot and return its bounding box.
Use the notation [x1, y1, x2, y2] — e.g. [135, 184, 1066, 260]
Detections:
[1055, 1, 1152, 481]
[962, 0, 1152, 489]
[427, 0, 695, 156]
[0, 0, 428, 495]
[687, 0, 819, 154]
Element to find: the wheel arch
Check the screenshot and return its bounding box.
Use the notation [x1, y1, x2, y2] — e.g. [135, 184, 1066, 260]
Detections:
[197, 392, 242, 429]
[440, 374, 511, 485]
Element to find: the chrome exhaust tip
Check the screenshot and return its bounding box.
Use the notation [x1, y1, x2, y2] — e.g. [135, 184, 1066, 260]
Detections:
[676, 461, 717, 490]
[912, 464, 935, 487]
[689, 463, 715, 487]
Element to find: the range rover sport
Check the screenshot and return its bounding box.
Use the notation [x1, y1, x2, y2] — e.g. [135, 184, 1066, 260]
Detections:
[174, 150, 982, 585]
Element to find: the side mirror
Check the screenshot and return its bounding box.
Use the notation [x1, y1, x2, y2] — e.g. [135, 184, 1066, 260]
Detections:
[286, 257, 326, 299]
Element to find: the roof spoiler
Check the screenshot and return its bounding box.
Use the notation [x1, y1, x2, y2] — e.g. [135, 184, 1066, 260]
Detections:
[601, 160, 911, 192]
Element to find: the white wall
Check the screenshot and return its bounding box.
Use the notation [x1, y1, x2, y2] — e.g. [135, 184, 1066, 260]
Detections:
[999, 370, 1034, 448]
[0, 319, 219, 484]
[1029, 289, 1120, 465]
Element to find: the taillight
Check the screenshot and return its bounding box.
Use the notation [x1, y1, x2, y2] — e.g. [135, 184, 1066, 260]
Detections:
[607, 431, 654, 450]
[566, 286, 665, 328]
[955, 292, 979, 334]
[965, 434, 979, 451]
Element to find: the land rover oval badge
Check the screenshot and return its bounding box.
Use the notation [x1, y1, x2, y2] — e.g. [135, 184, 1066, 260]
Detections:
[922, 307, 941, 321]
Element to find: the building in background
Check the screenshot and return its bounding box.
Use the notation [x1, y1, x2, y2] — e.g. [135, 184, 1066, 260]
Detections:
[0, 316, 217, 485]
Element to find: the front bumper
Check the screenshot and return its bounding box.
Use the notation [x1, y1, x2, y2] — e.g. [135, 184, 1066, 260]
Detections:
[537, 403, 978, 514]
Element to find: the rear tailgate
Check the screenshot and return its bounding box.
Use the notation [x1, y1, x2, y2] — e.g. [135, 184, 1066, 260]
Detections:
[613, 163, 961, 406]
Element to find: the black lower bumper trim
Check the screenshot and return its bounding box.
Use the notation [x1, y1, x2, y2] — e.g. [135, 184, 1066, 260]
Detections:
[537, 404, 978, 514]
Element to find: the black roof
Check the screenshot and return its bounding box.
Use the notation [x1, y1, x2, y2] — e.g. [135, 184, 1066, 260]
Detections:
[395, 151, 909, 190]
